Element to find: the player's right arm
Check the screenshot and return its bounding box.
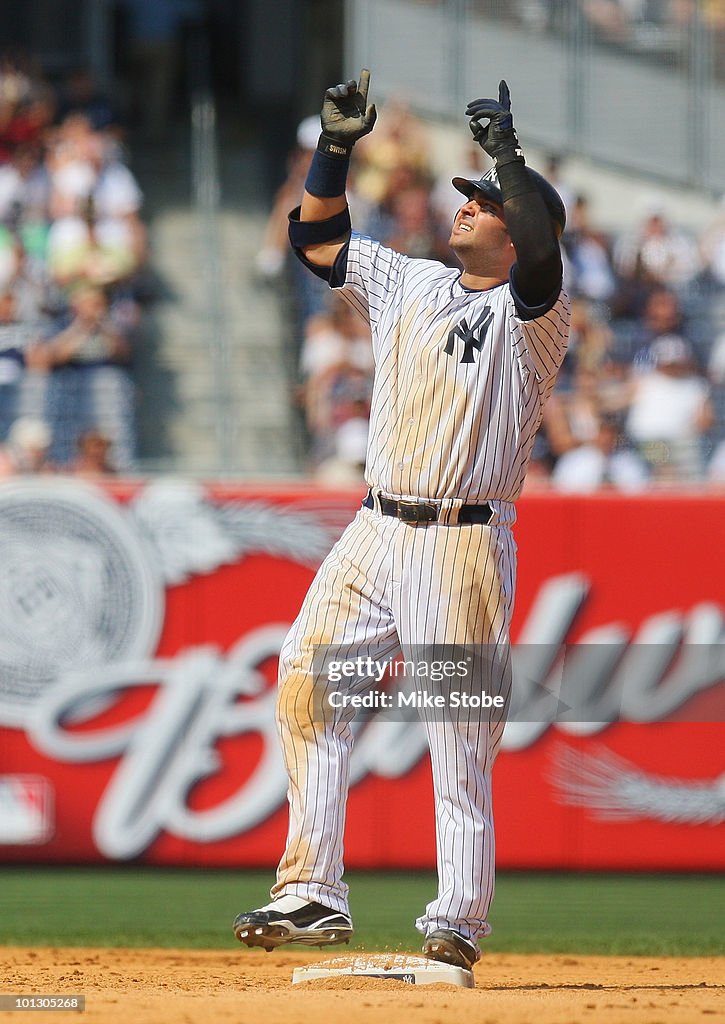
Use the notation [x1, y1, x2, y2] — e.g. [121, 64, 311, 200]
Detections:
[288, 71, 376, 273]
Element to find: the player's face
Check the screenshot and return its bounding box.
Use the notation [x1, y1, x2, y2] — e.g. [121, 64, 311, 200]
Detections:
[449, 191, 510, 257]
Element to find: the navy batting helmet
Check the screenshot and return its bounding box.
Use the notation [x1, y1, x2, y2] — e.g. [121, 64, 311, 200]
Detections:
[452, 165, 566, 234]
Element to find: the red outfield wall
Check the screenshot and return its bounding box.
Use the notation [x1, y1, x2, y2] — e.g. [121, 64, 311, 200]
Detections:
[0, 478, 723, 870]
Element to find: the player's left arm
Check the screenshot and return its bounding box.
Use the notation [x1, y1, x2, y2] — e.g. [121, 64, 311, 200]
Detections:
[466, 81, 563, 317]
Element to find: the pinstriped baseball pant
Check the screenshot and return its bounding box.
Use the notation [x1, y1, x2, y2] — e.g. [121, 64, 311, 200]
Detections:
[272, 504, 515, 942]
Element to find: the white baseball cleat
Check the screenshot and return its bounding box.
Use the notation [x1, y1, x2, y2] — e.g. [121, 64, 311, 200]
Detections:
[233, 900, 354, 951]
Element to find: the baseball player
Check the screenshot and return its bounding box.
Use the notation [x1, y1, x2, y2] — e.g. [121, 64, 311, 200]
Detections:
[234, 71, 570, 970]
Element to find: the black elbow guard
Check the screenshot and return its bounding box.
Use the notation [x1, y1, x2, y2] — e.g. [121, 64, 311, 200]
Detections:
[288, 205, 352, 248]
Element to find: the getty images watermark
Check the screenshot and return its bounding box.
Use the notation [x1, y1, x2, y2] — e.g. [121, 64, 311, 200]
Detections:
[325, 654, 506, 711]
[310, 643, 725, 724]
[312, 645, 511, 723]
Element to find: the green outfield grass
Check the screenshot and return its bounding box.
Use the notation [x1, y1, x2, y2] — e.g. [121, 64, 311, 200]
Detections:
[0, 869, 723, 956]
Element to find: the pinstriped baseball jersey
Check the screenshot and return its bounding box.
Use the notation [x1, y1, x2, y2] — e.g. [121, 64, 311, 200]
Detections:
[338, 232, 571, 503]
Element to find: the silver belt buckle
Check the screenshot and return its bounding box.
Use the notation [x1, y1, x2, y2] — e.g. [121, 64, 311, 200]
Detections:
[397, 500, 437, 524]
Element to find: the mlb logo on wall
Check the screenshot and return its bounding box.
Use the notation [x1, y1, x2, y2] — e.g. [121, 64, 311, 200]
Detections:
[0, 775, 54, 844]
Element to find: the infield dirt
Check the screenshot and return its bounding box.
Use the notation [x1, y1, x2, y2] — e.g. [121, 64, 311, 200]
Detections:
[1, 947, 723, 1023]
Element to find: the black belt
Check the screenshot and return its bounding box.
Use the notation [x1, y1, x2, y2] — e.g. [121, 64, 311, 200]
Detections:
[363, 490, 493, 525]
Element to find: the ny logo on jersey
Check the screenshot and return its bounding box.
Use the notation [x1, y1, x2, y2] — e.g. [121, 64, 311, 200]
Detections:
[444, 306, 494, 363]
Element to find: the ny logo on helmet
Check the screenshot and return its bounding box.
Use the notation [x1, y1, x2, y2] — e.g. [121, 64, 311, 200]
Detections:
[444, 307, 493, 363]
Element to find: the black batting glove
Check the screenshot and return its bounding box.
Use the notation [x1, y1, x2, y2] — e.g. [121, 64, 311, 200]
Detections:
[465, 80, 524, 168]
[319, 69, 377, 157]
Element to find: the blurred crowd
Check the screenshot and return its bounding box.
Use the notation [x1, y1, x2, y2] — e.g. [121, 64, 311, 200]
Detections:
[0, 51, 149, 480]
[5, 40, 725, 493]
[500, 0, 725, 69]
[260, 107, 725, 493]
